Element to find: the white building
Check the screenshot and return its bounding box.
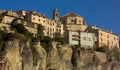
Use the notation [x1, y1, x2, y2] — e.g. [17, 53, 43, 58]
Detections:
[69, 31, 95, 49]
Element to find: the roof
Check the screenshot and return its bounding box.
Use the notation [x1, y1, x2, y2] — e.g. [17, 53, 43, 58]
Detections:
[61, 12, 83, 18]
[89, 26, 119, 36]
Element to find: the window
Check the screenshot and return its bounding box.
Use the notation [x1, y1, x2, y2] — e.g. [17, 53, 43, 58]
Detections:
[101, 38, 103, 42]
[33, 14, 35, 16]
[107, 35, 109, 38]
[112, 41, 113, 45]
[101, 33, 102, 36]
[53, 23, 54, 26]
[33, 17, 35, 20]
[71, 19, 74, 22]
[38, 19, 40, 21]
[56, 14, 58, 17]
[107, 40, 109, 45]
[114, 37, 116, 40]
[53, 29, 54, 32]
[43, 20, 45, 23]
[79, 20, 81, 23]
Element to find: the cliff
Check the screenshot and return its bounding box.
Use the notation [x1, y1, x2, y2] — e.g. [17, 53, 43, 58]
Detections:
[0, 39, 120, 70]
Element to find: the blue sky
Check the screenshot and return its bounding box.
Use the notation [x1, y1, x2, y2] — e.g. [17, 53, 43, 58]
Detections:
[0, 0, 120, 36]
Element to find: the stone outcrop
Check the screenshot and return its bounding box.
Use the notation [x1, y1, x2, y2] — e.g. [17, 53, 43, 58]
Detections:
[0, 39, 120, 70]
[0, 39, 21, 70]
[32, 42, 46, 70]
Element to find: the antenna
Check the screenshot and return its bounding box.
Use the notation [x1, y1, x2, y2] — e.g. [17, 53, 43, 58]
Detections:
[10, 8, 12, 16]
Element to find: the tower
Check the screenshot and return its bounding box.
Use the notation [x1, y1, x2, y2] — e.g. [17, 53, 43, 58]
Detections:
[53, 9, 59, 21]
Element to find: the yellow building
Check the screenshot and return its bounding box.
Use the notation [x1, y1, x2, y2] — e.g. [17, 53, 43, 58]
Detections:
[60, 12, 88, 38]
[17, 9, 64, 37]
[87, 26, 119, 50]
[0, 10, 15, 33]
[13, 18, 37, 36]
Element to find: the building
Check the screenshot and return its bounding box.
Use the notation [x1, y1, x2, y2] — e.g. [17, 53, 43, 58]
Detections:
[0, 9, 64, 38]
[87, 26, 119, 50]
[12, 18, 37, 36]
[68, 30, 95, 49]
[0, 10, 15, 33]
[60, 12, 88, 38]
[17, 9, 64, 37]
[61, 12, 119, 49]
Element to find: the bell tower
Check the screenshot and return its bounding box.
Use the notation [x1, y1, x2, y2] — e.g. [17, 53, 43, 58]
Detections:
[53, 9, 59, 21]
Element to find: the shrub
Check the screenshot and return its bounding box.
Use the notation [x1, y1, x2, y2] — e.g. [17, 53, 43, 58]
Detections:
[4, 33, 28, 42]
[11, 24, 33, 39]
[96, 45, 108, 52]
[111, 47, 120, 60]
[53, 32, 66, 45]
[40, 36, 52, 52]
[37, 24, 44, 40]
[32, 37, 40, 42]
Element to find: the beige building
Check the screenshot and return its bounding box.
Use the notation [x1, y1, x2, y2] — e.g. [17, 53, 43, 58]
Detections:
[60, 12, 88, 41]
[87, 26, 119, 50]
[17, 9, 64, 37]
[61, 12, 119, 49]
[12, 18, 37, 36]
[0, 10, 15, 33]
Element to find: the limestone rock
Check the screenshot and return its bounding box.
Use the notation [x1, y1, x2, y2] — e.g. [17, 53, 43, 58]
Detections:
[22, 41, 33, 70]
[0, 39, 21, 70]
[32, 42, 46, 70]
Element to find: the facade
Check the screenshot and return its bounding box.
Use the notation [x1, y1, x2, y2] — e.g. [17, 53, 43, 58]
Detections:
[87, 26, 119, 50]
[61, 12, 119, 49]
[69, 31, 95, 49]
[0, 9, 119, 50]
[17, 9, 64, 37]
[60, 12, 88, 38]
[0, 9, 64, 38]
[12, 19, 37, 36]
[0, 10, 15, 33]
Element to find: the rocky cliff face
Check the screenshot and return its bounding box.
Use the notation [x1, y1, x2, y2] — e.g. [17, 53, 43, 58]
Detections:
[0, 39, 120, 70]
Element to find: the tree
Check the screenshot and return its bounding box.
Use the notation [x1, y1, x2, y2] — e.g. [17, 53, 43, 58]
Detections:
[11, 24, 33, 39]
[37, 24, 44, 40]
[96, 45, 109, 52]
[53, 32, 66, 45]
[0, 16, 2, 23]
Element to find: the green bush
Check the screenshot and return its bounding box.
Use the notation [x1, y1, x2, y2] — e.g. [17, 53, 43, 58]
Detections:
[4, 33, 28, 42]
[40, 36, 52, 52]
[111, 47, 120, 60]
[0, 30, 7, 60]
[96, 45, 109, 52]
[11, 24, 33, 39]
[53, 32, 66, 45]
[32, 37, 40, 42]
[37, 24, 44, 40]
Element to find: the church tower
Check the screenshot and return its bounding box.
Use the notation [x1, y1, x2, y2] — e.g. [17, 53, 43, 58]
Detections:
[53, 9, 60, 21]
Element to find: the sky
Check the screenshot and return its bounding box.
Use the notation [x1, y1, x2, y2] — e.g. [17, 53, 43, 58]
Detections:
[0, 0, 120, 36]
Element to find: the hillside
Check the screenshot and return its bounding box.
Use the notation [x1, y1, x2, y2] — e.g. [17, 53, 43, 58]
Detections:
[0, 38, 120, 70]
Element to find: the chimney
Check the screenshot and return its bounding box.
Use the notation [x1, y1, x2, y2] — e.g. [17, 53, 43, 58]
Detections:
[110, 29, 112, 33]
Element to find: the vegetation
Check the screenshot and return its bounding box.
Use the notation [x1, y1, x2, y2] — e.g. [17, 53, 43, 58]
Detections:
[111, 47, 120, 60]
[32, 37, 40, 42]
[36, 24, 52, 52]
[53, 32, 66, 45]
[0, 16, 2, 23]
[4, 33, 28, 42]
[37, 24, 44, 40]
[96, 45, 109, 52]
[40, 36, 52, 52]
[11, 24, 33, 39]
[0, 30, 7, 60]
